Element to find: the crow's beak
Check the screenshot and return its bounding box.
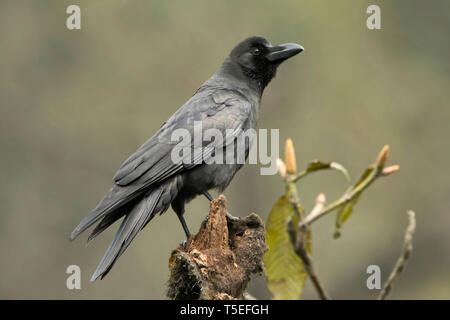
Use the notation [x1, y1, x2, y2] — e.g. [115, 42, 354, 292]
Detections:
[266, 43, 304, 62]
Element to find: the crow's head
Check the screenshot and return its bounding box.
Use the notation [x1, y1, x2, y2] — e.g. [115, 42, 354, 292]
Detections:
[225, 36, 304, 91]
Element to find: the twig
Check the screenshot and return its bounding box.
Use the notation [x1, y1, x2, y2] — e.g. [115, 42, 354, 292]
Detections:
[280, 139, 331, 300]
[290, 169, 308, 183]
[285, 178, 330, 299]
[294, 228, 330, 300]
[300, 146, 399, 227]
[377, 210, 416, 300]
[287, 193, 330, 300]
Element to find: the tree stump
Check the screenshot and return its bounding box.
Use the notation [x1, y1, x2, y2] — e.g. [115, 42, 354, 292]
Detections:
[167, 195, 267, 300]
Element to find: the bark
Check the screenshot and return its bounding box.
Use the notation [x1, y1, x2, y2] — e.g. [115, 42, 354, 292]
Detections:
[167, 195, 267, 300]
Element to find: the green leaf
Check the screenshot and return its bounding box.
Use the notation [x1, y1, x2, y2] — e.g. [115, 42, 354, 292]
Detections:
[334, 194, 361, 238]
[264, 196, 307, 300]
[334, 168, 374, 238]
[306, 160, 350, 181]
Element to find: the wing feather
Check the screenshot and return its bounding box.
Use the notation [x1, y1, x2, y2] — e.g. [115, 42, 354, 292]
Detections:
[70, 88, 252, 241]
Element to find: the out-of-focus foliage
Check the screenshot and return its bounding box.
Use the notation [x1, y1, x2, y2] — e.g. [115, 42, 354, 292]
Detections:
[1, 0, 449, 299]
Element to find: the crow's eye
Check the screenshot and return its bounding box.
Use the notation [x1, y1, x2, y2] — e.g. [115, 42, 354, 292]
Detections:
[252, 48, 261, 56]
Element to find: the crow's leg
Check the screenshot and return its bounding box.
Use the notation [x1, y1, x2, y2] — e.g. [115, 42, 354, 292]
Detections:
[202, 191, 239, 221]
[203, 190, 214, 202]
[172, 198, 191, 240]
[177, 212, 191, 239]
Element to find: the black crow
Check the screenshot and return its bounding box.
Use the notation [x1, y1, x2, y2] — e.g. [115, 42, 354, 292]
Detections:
[70, 36, 303, 281]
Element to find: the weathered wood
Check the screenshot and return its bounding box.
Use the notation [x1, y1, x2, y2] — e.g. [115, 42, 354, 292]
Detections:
[167, 195, 267, 300]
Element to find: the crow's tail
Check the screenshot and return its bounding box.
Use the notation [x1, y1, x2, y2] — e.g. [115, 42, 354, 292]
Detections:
[90, 178, 180, 281]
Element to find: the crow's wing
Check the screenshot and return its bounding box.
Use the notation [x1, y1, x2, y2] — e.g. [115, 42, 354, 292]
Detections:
[70, 88, 252, 241]
[113, 88, 251, 186]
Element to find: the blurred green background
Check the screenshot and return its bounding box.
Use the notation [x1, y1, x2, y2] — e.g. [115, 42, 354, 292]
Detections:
[1, 0, 449, 299]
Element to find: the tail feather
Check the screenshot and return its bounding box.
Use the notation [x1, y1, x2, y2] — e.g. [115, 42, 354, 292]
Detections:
[90, 177, 180, 281]
[86, 198, 139, 244]
[70, 185, 143, 241]
[90, 188, 163, 281]
[86, 211, 124, 244]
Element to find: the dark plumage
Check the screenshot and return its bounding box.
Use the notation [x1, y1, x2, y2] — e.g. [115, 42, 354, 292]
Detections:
[70, 36, 303, 281]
